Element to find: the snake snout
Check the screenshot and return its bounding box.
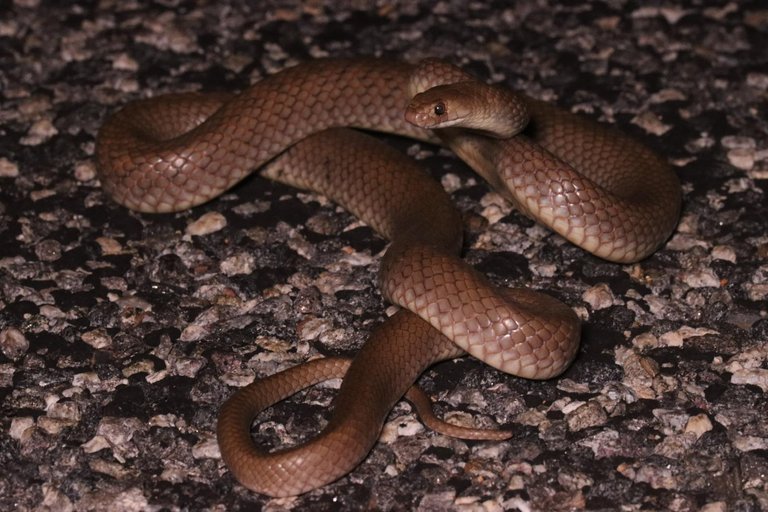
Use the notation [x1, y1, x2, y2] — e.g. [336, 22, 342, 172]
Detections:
[404, 106, 436, 129]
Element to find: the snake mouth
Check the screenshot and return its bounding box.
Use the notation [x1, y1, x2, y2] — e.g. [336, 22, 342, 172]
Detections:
[404, 108, 465, 130]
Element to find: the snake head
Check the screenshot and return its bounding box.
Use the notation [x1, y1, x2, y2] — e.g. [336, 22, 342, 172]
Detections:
[405, 81, 529, 139]
[405, 83, 473, 130]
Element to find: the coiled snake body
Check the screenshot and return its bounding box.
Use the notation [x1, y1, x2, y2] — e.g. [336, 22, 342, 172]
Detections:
[95, 58, 680, 496]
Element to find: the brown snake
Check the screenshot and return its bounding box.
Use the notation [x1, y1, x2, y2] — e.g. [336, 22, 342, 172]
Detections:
[95, 58, 681, 496]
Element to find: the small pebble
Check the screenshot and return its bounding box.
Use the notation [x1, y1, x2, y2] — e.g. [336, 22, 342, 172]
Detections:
[81, 329, 113, 349]
[21, 118, 58, 145]
[681, 269, 721, 288]
[112, 52, 139, 71]
[631, 111, 671, 135]
[632, 6, 687, 24]
[732, 435, 768, 452]
[711, 245, 736, 263]
[581, 283, 617, 310]
[684, 414, 713, 438]
[89, 459, 131, 480]
[31, 189, 56, 201]
[616, 347, 661, 400]
[96, 237, 123, 255]
[557, 470, 594, 491]
[0, 327, 29, 360]
[220, 252, 255, 276]
[730, 369, 768, 392]
[38, 484, 73, 512]
[744, 282, 768, 301]
[727, 148, 755, 170]
[191, 435, 220, 459]
[721, 135, 755, 149]
[47, 401, 81, 423]
[9, 416, 35, 441]
[0, 157, 19, 177]
[74, 161, 97, 181]
[296, 317, 333, 341]
[566, 401, 608, 431]
[35, 239, 62, 261]
[186, 212, 227, 236]
[170, 357, 206, 378]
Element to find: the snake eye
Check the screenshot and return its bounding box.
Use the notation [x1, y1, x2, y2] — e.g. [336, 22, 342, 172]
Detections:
[434, 102, 446, 116]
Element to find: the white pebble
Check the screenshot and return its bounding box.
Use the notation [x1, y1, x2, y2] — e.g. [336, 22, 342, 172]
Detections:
[727, 148, 755, 170]
[186, 212, 227, 236]
[21, 118, 58, 145]
[9, 416, 35, 440]
[681, 269, 721, 288]
[711, 245, 736, 263]
[684, 414, 713, 438]
[0, 157, 19, 177]
[581, 283, 616, 310]
[81, 329, 113, 349]
[0, 327, 29, 360]
[220, 252, 255, 276]
[731, 368, 768, 392]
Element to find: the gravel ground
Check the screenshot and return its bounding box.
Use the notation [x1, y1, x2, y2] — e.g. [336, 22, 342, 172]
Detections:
[1, 1, 767, 511]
